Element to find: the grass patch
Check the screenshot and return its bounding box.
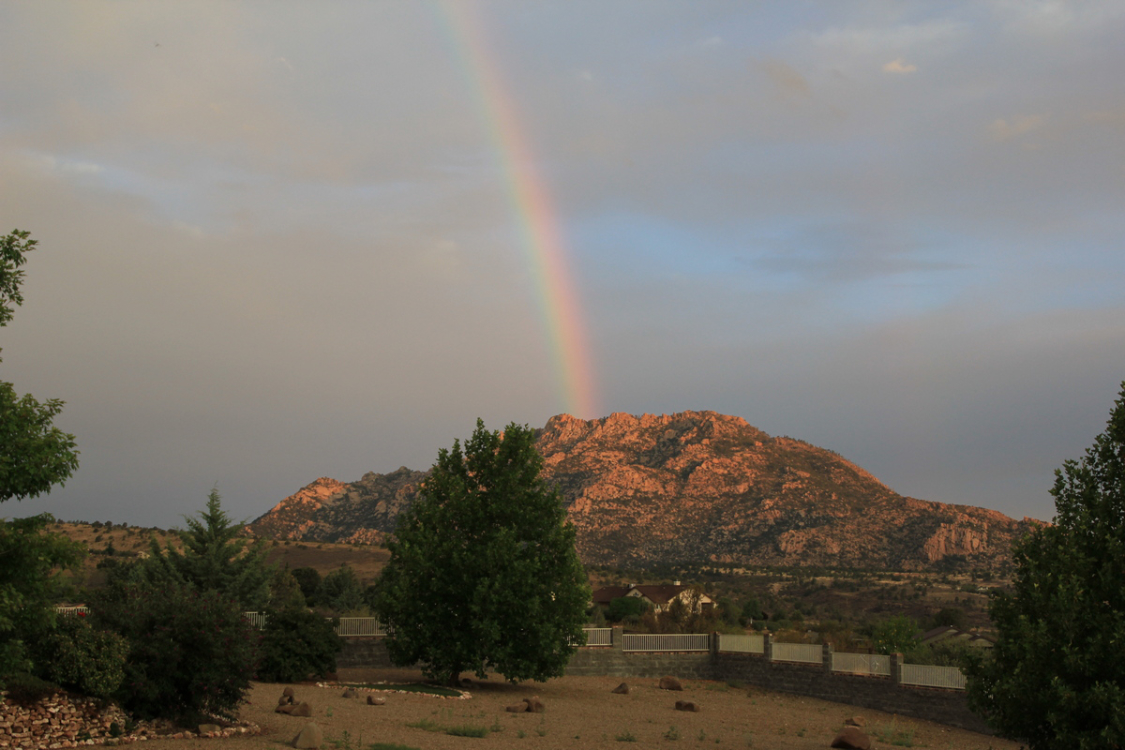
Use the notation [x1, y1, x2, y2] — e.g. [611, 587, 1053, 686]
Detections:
[872, 719, 917, 747]
[405, 719, 443, 733]
[446, 725, 490, 738]
[345, 682, 462, 698]
[664, 726, 681, 740]
[615, 730, 637, 742]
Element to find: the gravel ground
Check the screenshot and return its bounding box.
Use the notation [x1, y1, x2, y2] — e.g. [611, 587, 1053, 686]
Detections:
[135, 667, 1021, 750]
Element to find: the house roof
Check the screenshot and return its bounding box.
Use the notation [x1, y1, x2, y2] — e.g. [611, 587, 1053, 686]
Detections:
[920, 625, 996, 646]
[591, 586, 633, 604]
[591, 584, 713, 606]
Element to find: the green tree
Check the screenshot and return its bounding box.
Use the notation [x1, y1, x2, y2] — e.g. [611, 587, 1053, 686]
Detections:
[145, 489, 274, 610]
[316, 564, 365, 613]
[606, 596, 649, 623]
[291, 566, 322, 605]
[374, 419, 590, 685]
[870, 614, 920, 655]
[0, 230, 79, 503]
[966, 383, 1125, 749]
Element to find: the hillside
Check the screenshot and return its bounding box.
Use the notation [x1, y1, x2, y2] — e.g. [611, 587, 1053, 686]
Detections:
[247, 411, 1039, 571]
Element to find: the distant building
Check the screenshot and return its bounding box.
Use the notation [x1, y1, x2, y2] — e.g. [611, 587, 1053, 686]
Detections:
[591, 583, 714, 614]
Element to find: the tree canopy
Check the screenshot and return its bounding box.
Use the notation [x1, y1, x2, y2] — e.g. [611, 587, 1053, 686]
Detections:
[966, 383, 1125, 749]
[374, 419, 590, 684]
[0, 230, 79, 502]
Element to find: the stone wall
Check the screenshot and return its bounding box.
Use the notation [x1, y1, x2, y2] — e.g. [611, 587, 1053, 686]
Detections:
[0, 690, 132, 748]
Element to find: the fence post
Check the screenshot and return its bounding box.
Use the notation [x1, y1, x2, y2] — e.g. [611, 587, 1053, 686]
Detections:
[763, 631, 773, 662]
[711, 631, 720, 657]
[822, 643, 833, 674]
[890, 653, 903, 686]
[611, 626, 624, 651]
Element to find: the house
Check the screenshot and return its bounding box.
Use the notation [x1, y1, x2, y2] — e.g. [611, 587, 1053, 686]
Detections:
[919, 625, 996, 649]
[591, 583, 714, 614]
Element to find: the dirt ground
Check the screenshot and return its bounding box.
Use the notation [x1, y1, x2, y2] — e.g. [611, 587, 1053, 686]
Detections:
[133, 667, 1020, 750]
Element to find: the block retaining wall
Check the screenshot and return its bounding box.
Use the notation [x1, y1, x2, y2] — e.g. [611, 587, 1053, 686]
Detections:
[339, 636, 990, 734]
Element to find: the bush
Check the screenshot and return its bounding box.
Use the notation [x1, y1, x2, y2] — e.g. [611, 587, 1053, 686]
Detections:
[256, 609, 342, 683]
[606, 596, 649, 623]
[91, 581, 258, 722]
[31, 613, 128, 698]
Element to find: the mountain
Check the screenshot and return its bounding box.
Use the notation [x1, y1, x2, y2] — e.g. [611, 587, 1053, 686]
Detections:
[247, 411, 1039, 570]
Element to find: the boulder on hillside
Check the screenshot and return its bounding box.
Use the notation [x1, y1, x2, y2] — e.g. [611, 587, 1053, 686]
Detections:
[658, 676, 683, 691]
[830, 727, 872, 750]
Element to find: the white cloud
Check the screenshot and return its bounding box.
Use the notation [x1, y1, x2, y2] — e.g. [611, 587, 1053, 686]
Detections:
[989, 114, 1045, 142]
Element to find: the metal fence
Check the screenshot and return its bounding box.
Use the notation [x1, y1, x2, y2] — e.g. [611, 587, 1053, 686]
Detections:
[56, 606, 89, 616]
[718, 633, 765, 654]
[622, 633, 710, 652]
[580, 627, 613, 646]
[770, 642, 823, 664]
[243, 611, 269, 629]
[831, 652, 891, 677]
[335, 617, 386, 637]
[900, 664, 967, 690]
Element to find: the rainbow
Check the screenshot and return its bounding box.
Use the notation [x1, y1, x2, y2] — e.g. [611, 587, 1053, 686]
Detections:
[433, 0, 599, 419]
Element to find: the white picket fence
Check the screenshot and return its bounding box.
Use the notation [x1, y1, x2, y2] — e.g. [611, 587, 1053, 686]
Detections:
[831, 652, 891, 677]
[622, 633, 710, 652]
[900, 664, 967, 690]
[717, 633, 765, 654]
[770, 642, 823, 664]
[580, 627, 613, 646]
[336, 617, 387, 637]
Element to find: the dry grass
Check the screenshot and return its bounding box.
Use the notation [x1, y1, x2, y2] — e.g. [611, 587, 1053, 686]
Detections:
[134, 667, 1021, 750]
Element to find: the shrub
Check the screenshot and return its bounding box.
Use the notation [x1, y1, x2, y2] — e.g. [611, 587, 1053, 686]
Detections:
[91, 581, 258, 721]
[606, 596, 649, 623]
[32, 613, 128, 698]
[256, 608, 342, 683]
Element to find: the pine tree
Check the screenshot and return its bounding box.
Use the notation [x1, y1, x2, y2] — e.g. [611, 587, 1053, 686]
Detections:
[146, 489, 274, 610]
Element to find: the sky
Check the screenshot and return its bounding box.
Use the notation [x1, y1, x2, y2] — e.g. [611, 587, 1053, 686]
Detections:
[2, 1, 1123, 530]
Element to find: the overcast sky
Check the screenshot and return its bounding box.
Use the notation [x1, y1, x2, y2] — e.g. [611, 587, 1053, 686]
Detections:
[2, 1, 1123, 530]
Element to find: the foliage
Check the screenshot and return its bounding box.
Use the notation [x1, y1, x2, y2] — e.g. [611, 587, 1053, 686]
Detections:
[0, 514, 84, 685]
[91, 579, 259, 721]
[144, 489, 274, 610]
[870, 614, 920, 655]
[255, 608, 342, 683]
[929, 607, 967, 630]
[30, 612, 128, 698]
[291, 566, 322, 604]
[316, 564, 365, 613]
[374, 419, 590, 684]
[605, 596, 649, 623]
[966, 383, 1125, 750]
[268, 565, 307, 612]
[0, 230, 80, 503]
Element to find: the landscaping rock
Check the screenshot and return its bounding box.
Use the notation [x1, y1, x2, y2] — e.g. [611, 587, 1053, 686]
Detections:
[505, 703, 528, 713]
[523, 696, 545, 713]
[367, 695, 385, 706]
[611, 682, 630, 694]
[290, 702, 313, 717]
[283, 687, 296, 700]
[293, 722, 323, 749]
[342, 688, 358, 699]
[844, 716, 866, 728]
[658, 676, 683, 691]
[276, 704, 296, 714]
[674, 700, 700, 712]
[198, 724, 221, 735]
[830, 727, 872, 750]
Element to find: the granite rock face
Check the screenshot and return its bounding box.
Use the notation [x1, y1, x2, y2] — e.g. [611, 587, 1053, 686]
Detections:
[248, 410, 1038, 571]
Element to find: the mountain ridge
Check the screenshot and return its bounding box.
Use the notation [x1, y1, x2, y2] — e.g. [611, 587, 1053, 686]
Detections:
[247, 410, 1039, 571]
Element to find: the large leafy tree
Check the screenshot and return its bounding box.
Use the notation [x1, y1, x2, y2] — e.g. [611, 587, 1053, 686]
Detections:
[374, 419, 590, 685]
[0, 230, 79, 502]
[966, 383, 1125, 749]
[145, 488, 274, 610]
[0, 229, 83, 685]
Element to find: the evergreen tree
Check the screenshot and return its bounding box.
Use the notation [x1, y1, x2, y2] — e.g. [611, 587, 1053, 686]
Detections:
[146, 489, 273, 610]
[374, 419, 590, 685]
[966, 383, 1125, 749]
